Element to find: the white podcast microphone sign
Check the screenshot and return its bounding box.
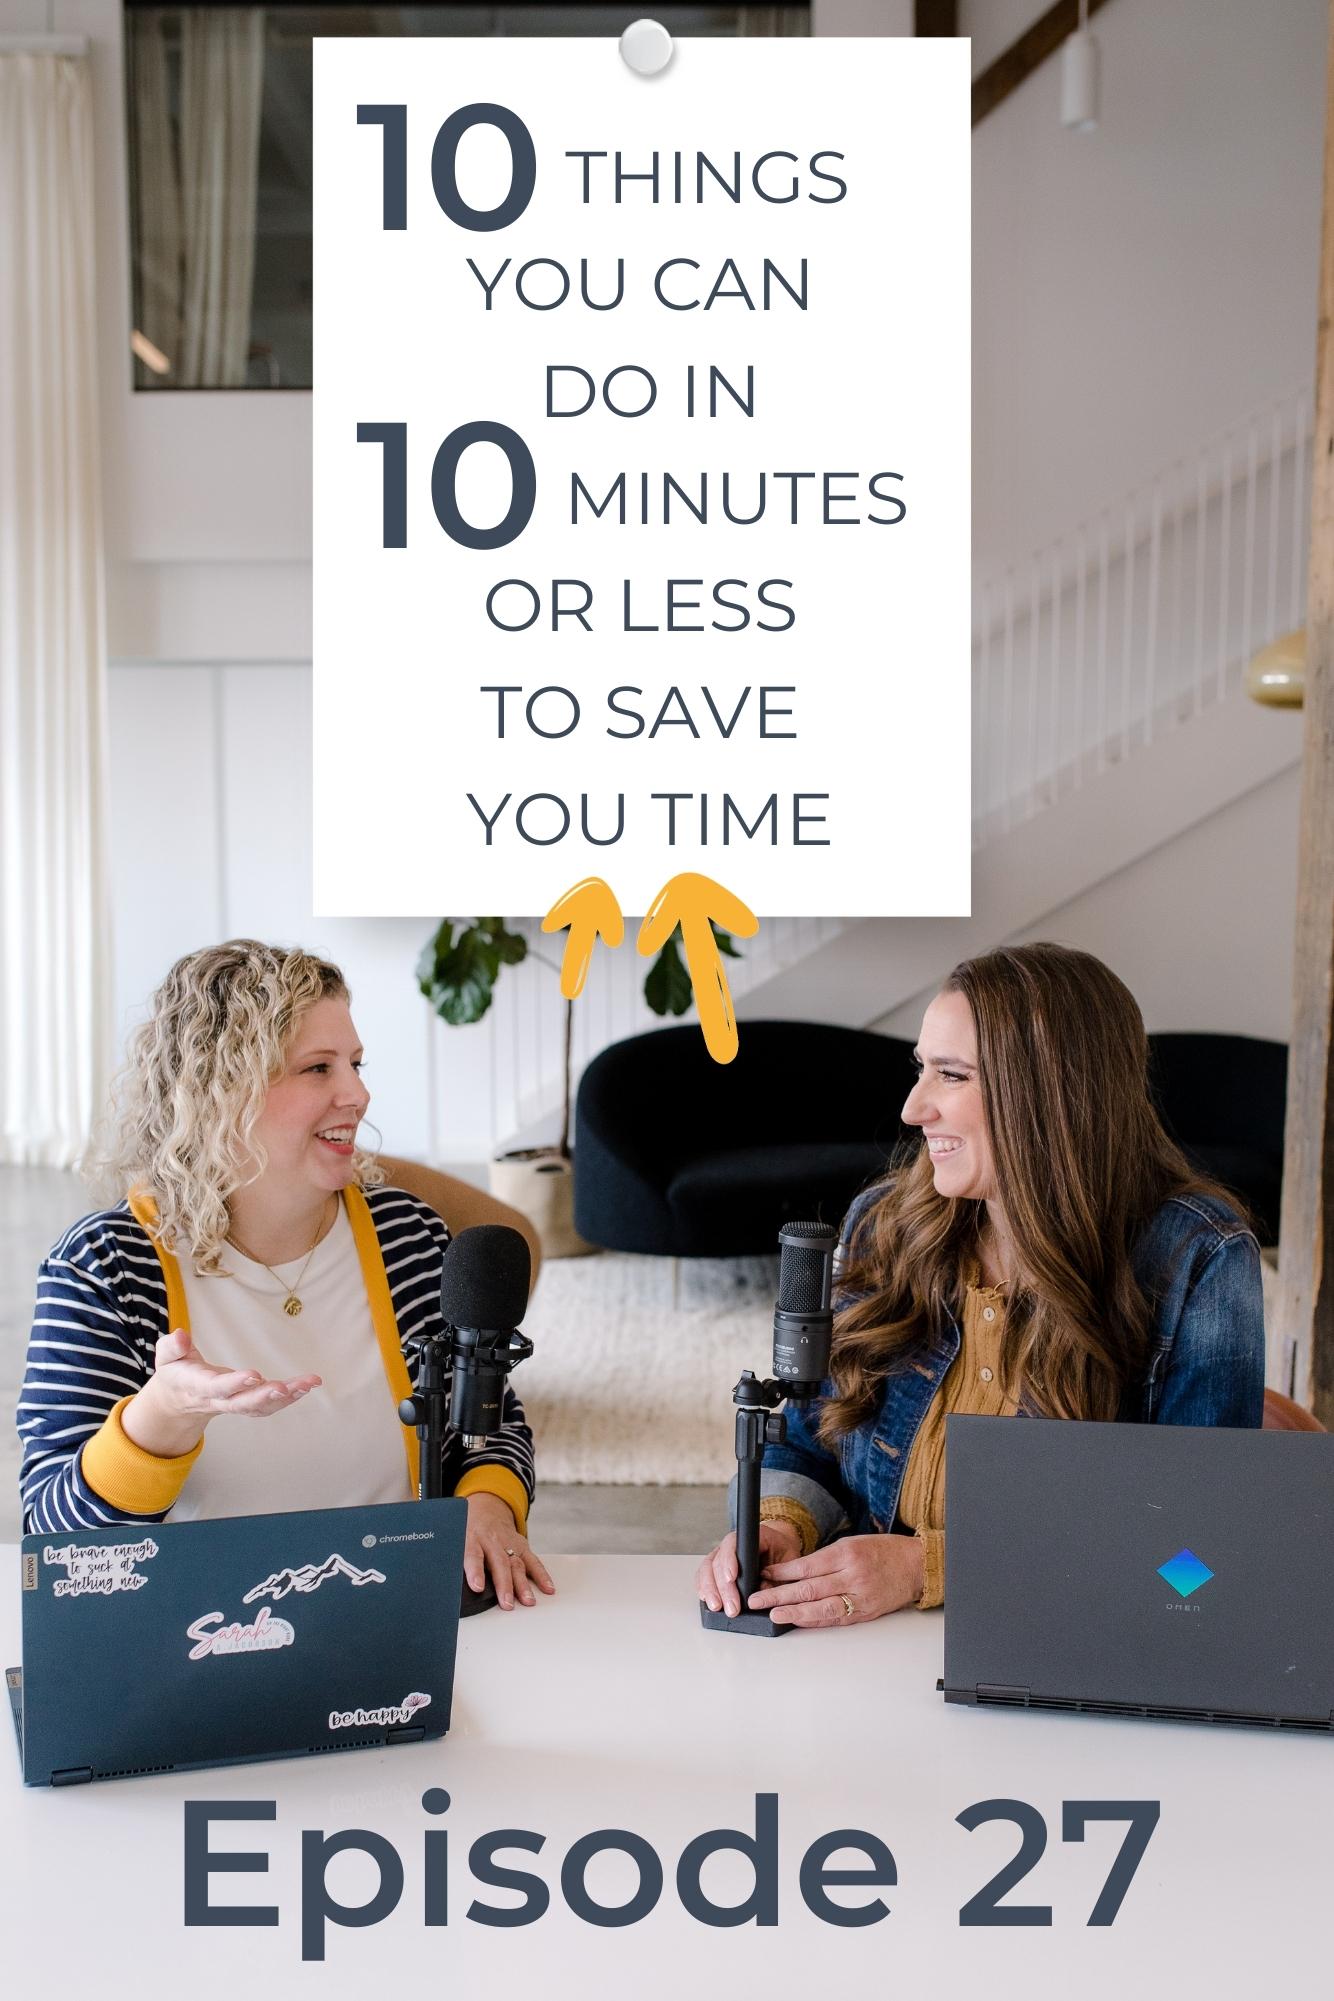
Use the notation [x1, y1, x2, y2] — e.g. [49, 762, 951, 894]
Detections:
[312, 32, 970, 922]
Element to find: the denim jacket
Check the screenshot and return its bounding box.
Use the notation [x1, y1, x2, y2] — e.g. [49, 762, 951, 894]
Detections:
[760, 1187, 1266, 1547]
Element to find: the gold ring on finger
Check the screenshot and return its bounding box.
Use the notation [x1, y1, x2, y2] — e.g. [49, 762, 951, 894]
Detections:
[840, 1593, 855, 1618]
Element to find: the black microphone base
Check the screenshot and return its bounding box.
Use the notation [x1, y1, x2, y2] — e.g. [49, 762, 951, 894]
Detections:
[461, 1578, 499, 1618]
[699, 1602, 792, 1638]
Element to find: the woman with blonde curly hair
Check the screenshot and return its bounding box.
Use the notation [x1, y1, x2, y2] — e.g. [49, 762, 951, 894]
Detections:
[697, 943, 1265, 1628]
[18, 940, 552, 1611]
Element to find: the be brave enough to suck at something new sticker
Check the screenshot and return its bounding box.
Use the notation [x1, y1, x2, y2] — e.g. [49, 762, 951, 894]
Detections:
[44, 1536, 159, 1598]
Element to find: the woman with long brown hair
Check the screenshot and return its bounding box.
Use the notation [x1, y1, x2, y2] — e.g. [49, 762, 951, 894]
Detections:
[697, 943, 1265, 1626]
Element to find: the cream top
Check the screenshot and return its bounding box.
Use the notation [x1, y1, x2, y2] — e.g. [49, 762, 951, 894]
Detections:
[169, 1198, 412, 1521]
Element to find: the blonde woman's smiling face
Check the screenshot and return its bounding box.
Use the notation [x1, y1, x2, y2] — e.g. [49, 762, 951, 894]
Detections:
[901, 989, 997, 1203]
[251, 996, 370, 1196]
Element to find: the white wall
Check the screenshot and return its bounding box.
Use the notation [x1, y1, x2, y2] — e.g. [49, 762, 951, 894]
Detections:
[970, 0, 1327, 571]
[107, 663, 451, 1159]
[872, 763, 1303, 1044]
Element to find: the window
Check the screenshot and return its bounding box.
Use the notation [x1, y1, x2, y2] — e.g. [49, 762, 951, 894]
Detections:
[124, 2, 811, 390]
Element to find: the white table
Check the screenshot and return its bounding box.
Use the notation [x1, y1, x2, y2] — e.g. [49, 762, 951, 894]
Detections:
[2, 1552, 1329, 1997]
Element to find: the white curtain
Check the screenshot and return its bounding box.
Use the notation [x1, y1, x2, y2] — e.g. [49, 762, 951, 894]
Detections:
[0, 53, 113, 1165]
[179, 9, 265, 386]
[738, 7, 810, 33]
[131, 8, 265, 388]
[129, 12, 183, 379]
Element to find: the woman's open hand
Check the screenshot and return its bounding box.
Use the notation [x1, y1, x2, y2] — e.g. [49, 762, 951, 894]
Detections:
[121, 1328, 322, 1457]
[744, 1532, 925, 1626]
[464, 1492, 555, 1610]
[696, 1520, 803, 1618]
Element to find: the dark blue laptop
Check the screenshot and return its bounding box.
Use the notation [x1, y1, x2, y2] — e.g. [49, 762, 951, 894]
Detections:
[8, 1498, 466, 1785]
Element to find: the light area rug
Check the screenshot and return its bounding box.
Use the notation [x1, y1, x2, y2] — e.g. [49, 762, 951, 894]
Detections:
[522, 1250, 1291, 1484]
[520, 1252, 780, 1484]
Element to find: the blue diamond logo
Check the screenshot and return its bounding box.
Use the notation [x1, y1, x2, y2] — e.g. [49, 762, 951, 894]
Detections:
[1157, 1548, 1214, 1598]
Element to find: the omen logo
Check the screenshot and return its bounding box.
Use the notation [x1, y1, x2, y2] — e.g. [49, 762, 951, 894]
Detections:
[1156, 1549, 1214, 1599]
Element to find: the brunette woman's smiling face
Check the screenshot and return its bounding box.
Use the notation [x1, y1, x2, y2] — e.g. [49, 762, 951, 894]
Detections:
[902, 989, 997, 1203]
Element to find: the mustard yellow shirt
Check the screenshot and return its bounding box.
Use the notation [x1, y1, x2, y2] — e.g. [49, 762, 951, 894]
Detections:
[760, 1280, 1017, 1608]
[897, 1280, 1018, 1606]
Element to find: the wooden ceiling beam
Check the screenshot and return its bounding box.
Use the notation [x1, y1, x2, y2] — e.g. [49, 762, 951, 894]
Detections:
[972, 0, 1112, 128]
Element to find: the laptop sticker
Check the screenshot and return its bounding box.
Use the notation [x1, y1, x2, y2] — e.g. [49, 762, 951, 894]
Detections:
[186, 1606, 297, 1660]
[242, 1553, 387, 1603]
[1157, 1548, 1215, 1598]
[44, 1535, 159, 1599]
[329, 1692, 431, 1732]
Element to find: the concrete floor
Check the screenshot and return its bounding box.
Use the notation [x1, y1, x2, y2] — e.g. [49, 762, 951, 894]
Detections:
[0, 1165, 727, 1553]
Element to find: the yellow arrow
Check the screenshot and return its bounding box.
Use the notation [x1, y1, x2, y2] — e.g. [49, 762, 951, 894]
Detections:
[541, 878, 625, 999]
[637, 873, 760, 1066]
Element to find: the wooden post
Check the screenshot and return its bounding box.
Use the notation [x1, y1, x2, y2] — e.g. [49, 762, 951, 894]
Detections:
[1277, 2, 1334, 1420]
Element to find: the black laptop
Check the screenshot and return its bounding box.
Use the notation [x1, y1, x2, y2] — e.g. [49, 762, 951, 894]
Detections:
[943, 1415, 1334, 1730]
[9, 1498, 466, 1785]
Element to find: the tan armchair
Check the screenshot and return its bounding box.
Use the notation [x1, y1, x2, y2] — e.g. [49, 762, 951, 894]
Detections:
[377, 1155, 542, 1295]
[1261, 1389, 1325, 1432]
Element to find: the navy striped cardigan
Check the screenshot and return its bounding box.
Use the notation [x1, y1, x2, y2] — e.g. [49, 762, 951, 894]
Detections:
[17, 1184, 535, 1536]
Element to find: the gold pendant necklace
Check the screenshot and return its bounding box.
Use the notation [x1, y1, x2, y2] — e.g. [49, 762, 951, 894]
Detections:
[226, 1196, 333, 1316]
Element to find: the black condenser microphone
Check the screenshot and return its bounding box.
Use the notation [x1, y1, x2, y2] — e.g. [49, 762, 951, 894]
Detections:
[438, 1224, 534, 1448]
[771, 1220, 837, 1401]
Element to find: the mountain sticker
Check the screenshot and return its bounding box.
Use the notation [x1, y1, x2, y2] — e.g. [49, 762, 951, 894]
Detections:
[242, 1553, 388, 1604]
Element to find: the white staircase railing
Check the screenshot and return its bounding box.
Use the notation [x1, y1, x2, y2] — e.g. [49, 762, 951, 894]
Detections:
[425, 388, 1312, 1156]
[973, 386, 1312, 843]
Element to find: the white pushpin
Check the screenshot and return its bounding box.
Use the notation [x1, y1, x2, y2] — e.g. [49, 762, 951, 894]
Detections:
[619, 18, 673, 77]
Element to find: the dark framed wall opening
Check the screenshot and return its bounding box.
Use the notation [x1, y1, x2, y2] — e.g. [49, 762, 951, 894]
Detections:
[123, 1, 811, 390]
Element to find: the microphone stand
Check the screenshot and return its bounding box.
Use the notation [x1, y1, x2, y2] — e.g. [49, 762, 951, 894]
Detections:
[700, 1218, 836, 1641]
[700, 1368, 815, 1639]
[399, 1332, 498, 1618]
[400, 1332, 450, 1502]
